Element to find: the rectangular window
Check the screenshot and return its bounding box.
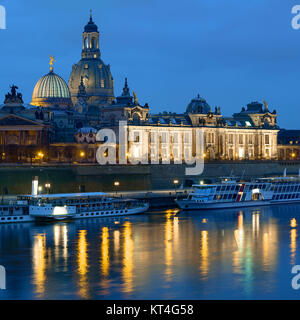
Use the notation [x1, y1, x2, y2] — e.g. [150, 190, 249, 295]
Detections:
[265, 135, 270, 145]
[239, 134, 243, 144]
[101, 79, 105, 88]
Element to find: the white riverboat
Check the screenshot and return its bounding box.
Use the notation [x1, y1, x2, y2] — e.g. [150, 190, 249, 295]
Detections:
[20, 192, 149, 221]
[0, 178, 149, 223]
[0, 202, 34, 223]
[176, 175, 300, 211]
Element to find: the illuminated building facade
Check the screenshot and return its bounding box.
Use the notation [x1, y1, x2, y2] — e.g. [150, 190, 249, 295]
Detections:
[0, 14, 289, 164]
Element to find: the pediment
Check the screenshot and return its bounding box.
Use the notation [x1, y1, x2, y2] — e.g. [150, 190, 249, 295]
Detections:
[0, 114, 45, 126]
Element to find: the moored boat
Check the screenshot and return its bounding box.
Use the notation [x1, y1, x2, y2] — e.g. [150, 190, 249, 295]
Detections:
[176, 174, 300, 211]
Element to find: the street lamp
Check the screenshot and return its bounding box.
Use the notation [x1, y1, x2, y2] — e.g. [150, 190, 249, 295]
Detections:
[45, 183, 51, 194]
[292, 152, 296, 160]
[173, 179, 179, 195]
[114, 181, 120, 196]
[80, 151, 85, 163]
[38, 186, 43, 195]
[37, 152, 44, 164]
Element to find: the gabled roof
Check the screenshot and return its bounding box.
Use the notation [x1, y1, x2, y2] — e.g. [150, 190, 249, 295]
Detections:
[0, 114, 47, 127]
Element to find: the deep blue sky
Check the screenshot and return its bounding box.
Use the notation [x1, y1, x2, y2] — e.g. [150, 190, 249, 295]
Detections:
[0, 0, 300, 128]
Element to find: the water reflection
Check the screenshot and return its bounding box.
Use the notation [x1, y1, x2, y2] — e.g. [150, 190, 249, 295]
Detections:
[77, 230, 89, 299]
[2, 204, 300, 299]
[290, 219, 297, 265]
[32, 233, 46, 297]
[165, 212, 173, 282]
[122, 221, 134, 294]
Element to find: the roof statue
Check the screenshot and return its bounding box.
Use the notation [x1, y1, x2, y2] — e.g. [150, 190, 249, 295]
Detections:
[4, 85, 23, 104]
[49, 55, 55, 72]
[263, 100, 269, 111]
[133, 91, 138, 105]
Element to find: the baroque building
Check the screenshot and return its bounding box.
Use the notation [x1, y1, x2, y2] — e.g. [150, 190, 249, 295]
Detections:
[69, 12, 114, 109]
[0, 13, 289, 164]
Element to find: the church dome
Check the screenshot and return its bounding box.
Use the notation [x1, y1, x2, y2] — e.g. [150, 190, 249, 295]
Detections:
[84, 15, 98, 33]
[69, 13, 114, 106]
[69, 59, 114, 106]
[186, 95, 211, 114]
[31, 70, 72, 108]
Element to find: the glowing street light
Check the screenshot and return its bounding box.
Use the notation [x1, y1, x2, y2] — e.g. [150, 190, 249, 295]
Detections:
[45, 183, 51, 194]
[38, 186, 43, 195]
[174, 179, 179, 195]
[114, 181, 120, 196]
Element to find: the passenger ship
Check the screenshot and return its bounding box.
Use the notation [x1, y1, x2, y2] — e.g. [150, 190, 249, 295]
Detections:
[176, 173, 300, 210]
[0, 178, 149, 223]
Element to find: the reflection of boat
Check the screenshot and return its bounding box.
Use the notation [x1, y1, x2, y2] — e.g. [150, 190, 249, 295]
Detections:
[176, 175, 300, 211]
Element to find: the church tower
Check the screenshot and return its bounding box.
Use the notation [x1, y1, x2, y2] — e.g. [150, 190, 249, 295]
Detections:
[82, 11, 100, 60]
[69, 12, 114, 110]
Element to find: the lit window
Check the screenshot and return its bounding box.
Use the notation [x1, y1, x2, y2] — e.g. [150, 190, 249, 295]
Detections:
[238, 147, 244, 158]
[99, 64, 102, 69]
[101, 79, 105, 88]
[84, 64, 88, 69]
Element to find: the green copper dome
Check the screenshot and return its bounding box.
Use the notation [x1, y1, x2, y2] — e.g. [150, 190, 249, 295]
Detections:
[31, 71, 72, 108]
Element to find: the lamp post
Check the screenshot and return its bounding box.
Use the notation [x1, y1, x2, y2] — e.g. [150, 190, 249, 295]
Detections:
[114, 181, 120, 196]
[45, 183, 51, 194]
[173, 179, 179, 196]
[37, 151, 44, 165]
[38, 186, 43, 195]
[80, 151, 85, 163]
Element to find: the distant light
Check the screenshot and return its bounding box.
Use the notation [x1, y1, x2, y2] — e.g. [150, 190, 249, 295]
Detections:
[291, 218, 297, 228]
[200, 180, 204, 185]
[80, 151, 85, 157]
[252, 188, 260, 194]
[114, 181, 120, 187]
[173, 179, 179, 184]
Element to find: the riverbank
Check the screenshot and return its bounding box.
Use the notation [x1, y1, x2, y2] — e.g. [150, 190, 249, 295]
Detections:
[0, 161, 299, 194]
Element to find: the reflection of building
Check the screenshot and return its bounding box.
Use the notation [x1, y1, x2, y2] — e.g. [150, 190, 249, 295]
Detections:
[0, 13, 291, 164]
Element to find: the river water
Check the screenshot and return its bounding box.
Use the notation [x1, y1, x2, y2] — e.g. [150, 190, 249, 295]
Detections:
[0, 204, 300, 300]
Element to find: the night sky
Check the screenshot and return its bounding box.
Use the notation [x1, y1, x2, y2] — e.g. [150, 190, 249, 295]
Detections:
[0, 0, 300, 128]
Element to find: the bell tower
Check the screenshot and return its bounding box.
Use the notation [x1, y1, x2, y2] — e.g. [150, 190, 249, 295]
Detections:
[82, 10, 100, 60]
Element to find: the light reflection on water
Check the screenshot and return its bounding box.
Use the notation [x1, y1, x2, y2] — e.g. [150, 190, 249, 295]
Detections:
[1, 205, 300, 299]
